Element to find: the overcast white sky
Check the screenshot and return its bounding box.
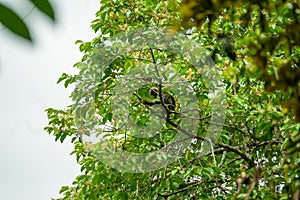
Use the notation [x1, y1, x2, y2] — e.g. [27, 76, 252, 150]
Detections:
[0, 0, 99, 199]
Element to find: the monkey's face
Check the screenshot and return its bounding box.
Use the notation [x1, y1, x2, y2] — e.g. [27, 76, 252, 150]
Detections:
[150, 88, 159, 99]
[149, 87, 175, 112]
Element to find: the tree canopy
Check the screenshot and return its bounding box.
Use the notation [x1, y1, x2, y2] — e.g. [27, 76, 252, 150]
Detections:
[45, 0, 300, 199]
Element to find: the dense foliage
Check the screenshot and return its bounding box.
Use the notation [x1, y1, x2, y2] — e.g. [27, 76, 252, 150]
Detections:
[45, 0, 300, 199]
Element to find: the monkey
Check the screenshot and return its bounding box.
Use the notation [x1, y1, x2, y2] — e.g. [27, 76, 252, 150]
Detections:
[149, 88, 175, 113]
[149, 87, 179, 128]
[133, 86, 178, 128]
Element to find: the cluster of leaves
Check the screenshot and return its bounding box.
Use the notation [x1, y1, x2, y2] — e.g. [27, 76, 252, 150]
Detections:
[180, 0, 300, 119]
[0, 0, 55, 41]
[179, 0, 300, 198]
[44, 0, 300, 199]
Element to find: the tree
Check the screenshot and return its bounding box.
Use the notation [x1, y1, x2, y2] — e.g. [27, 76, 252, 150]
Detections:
[45, 0, 299, 199]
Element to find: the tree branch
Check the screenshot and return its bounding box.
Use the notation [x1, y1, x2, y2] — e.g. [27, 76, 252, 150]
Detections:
[217, 143, 254, 167]
[158, 181, 203, 198]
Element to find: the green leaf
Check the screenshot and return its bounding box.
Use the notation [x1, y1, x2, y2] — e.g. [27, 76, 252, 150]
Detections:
[59, 186, 69, 194]
[0, 3, 32, 41]
[28, 0, 55, 21]
[64, 76, 76, 88]
[75, 40, 83, 45]
[57, 73, 68, 84]
[237, 193, 248, 199]
[114, 192, 129, 200]
[60, 132, 68, 143]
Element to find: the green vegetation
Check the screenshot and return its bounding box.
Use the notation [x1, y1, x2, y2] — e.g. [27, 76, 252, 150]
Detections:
[45, 0, 300, 199]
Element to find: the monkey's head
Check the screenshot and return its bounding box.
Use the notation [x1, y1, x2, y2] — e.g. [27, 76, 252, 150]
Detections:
[150, 87, 176, 112]
[150, 88, 159, 99]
